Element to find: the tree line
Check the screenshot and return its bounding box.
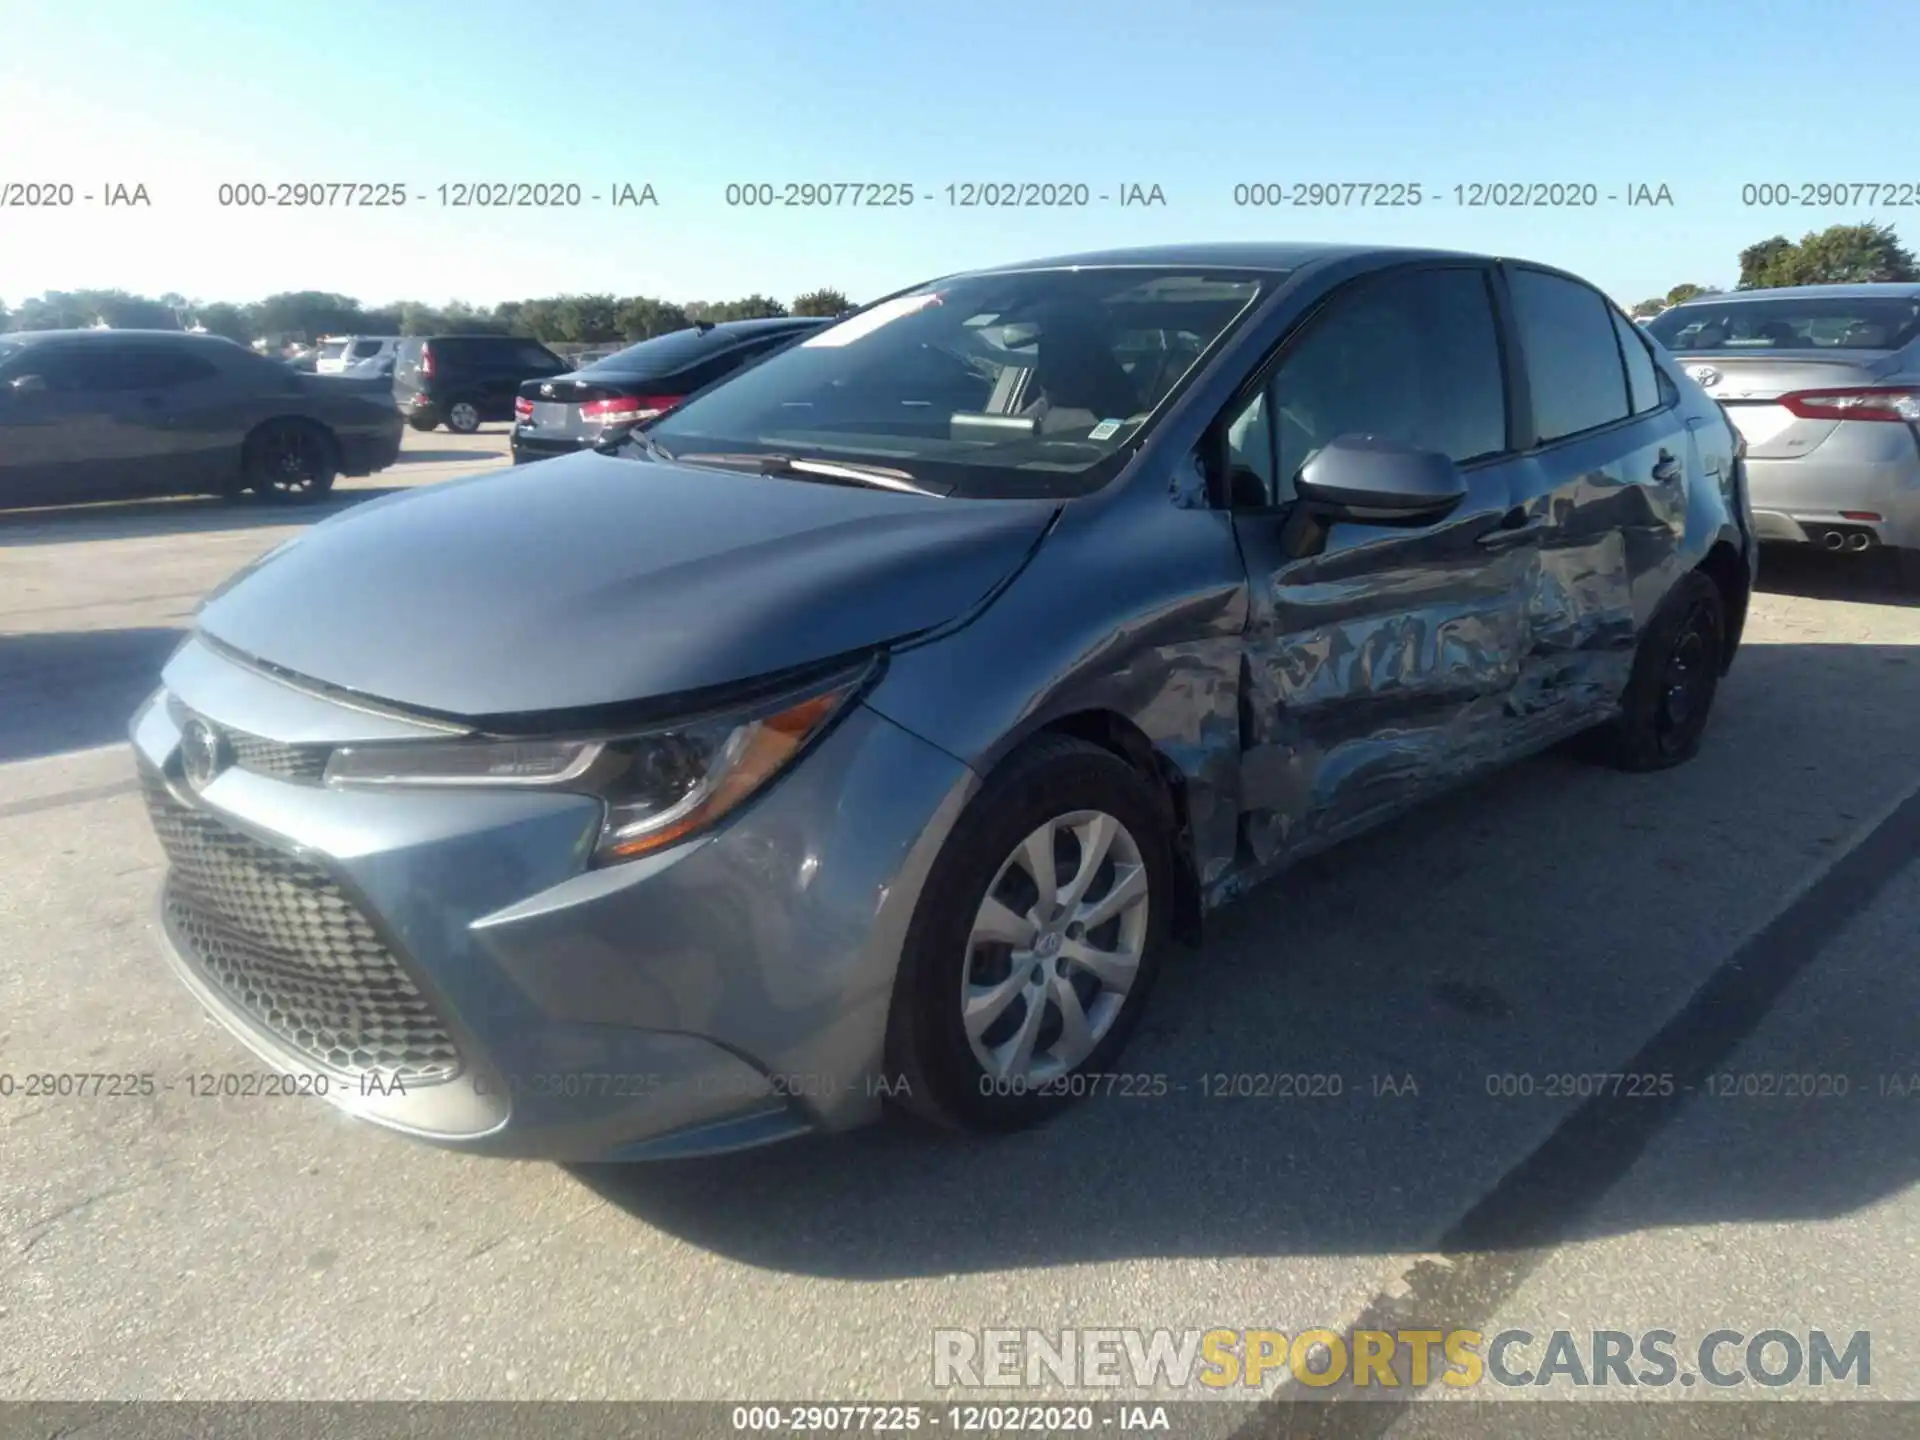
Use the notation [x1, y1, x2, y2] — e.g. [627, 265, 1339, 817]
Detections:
[1628, 222, 1915, 316]
[5, 221, 1913, 338]
[0, 287, 855, 346]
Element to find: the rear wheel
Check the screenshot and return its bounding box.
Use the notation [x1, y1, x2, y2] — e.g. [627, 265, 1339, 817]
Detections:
[407, 413, 440, 433]
[244, 420, 337, 502]
[445, 398, 482, 434]
[884, 735, 1173, 1133]
[1589, 570, 1725, 772]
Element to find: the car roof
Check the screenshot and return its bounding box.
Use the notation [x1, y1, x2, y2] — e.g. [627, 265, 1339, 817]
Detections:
[1667, 283, 1920, 308]
[960, 241, 1489, 276]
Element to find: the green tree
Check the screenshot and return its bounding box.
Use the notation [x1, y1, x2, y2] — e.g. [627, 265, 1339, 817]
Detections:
[1738, 225, 1917, 289]
[613, 295, 689, 340]
[1631, 298, 1666, 317]
[1737, 237, 1797, 289]
[699, 293, 789, 322]
[194, 302, 255, 343]
[1787, 223, 1917, 284]
[503, 297, 565, 340]
[791, 288, 850, 317]
[1665, 283, 1712, 306]
[556, 293, 620, 342]
[253, 291, 367, 342]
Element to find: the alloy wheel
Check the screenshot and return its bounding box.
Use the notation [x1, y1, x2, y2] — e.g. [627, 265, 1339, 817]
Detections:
[960, 809, 1150, 1084]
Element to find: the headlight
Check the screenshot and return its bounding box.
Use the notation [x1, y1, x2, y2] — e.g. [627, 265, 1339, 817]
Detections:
[322, 669, 867, 864]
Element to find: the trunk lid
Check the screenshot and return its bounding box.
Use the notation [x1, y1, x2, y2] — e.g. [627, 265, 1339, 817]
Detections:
[516, 371, 684, 441]
[1671, 351, 1899, 459]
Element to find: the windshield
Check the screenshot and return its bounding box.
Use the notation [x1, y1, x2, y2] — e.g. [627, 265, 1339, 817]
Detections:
[1646, 294, 1920, 353]
[639, 267, 1276, 498]
[317, 341, 349, 360]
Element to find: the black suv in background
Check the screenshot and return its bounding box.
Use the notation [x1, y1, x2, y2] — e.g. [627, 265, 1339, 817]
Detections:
[392, 335, 569, 433]
[509, 317, 832, 463]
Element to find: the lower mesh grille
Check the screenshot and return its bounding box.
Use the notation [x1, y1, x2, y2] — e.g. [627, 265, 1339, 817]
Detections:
[142, 771, 462, 1084]
[227, 730, 331, 782]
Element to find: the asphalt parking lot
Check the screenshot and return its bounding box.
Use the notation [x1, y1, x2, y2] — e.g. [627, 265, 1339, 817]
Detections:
[3, 426, 1917, 1415]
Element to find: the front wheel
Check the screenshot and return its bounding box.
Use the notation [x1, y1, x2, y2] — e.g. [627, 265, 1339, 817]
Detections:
[884, 735, 1173, 1134]
[1590, 570, 1725, 772]
[244, 420, 337, 502]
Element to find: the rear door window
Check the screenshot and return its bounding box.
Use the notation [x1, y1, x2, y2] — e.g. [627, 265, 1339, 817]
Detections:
[1611, 311, 1663, 414]
[1508, 268, 1633, 443]
[508, 341, 566, 373]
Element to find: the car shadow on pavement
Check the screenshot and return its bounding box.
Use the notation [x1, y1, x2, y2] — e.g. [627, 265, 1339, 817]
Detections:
[0, 626, 186, 762]
[0, 485, 415, 548]
[573, 638, 1920, 1278]
[1759, 545, 1920, 609]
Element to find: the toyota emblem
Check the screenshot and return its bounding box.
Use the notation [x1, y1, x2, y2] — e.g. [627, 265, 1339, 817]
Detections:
[1687, 365, 1721, 388]
[179, 718, 229, 790]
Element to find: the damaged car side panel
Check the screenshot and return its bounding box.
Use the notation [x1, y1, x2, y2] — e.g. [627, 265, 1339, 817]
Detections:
[872, 248, 1753, 933]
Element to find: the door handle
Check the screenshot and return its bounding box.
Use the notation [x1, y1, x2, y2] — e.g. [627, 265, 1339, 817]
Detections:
[1652, 450, 1682, 483]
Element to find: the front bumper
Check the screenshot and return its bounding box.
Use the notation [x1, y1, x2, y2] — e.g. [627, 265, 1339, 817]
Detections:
[1744, 424, 1920, 551]
[131, 637, 976, 1160]
[339, 422, 404, 476]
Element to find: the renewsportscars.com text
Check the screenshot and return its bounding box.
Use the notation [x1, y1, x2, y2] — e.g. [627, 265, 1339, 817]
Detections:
[933, 1327, 1871, 1391]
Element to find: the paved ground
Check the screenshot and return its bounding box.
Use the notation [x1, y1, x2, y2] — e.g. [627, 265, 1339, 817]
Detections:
[2, 435, 1916, 1420]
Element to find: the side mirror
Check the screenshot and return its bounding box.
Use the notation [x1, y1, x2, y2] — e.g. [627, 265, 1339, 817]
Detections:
[1295, 434, 1467, 523]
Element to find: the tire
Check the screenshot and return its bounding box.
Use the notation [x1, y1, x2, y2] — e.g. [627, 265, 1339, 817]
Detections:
[244, 420, 338, 503]
[444, 398, 482, 434]
[1895, 547, 1920, 591]
[883, 734, 1174, 1134]
[407, 413, 440, 433]
[1589, 570, 1725, 772]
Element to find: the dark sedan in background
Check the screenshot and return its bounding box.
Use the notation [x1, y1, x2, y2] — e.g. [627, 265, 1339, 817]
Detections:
[0, 329, 404, 509]
[510, 316, 830, 463]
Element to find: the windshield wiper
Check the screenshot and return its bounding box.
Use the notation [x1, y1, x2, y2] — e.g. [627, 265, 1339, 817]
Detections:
[673, 452, 944, 497]
[595, 425, 675, 462]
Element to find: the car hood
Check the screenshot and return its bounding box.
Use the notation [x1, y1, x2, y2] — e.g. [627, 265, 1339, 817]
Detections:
[195, 452, 1057, 718]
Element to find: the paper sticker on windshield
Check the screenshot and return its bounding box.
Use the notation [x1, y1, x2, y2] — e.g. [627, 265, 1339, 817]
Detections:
[802, 292, 943, 348]
[1087, 419, 1123, 441]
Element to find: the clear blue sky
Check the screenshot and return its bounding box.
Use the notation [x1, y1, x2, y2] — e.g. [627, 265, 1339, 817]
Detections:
[2, 0, 1913, 311]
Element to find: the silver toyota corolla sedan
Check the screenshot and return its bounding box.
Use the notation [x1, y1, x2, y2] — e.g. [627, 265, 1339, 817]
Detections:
[1643, 284, 1920, 582]
[133, 243, 1756, 1161]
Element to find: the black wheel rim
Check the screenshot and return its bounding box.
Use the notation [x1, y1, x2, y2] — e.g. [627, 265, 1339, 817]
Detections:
[261, 428, 320, 493]
[1654, 597, 1718, 756]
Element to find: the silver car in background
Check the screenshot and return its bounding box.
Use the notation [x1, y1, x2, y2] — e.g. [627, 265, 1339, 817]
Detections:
[1644, 284, 1920, 582]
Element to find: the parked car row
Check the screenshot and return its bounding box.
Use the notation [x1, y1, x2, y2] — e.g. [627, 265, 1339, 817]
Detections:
[131, 241, 1763, 1163]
